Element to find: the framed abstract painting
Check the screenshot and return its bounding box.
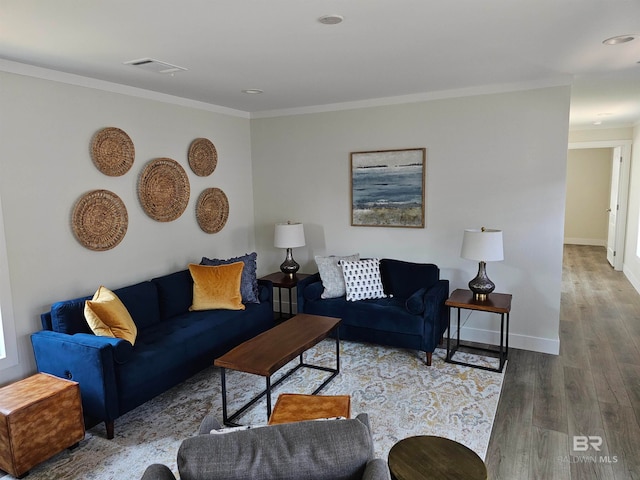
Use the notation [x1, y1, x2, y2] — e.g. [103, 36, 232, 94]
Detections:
[350, 148, 426, 228]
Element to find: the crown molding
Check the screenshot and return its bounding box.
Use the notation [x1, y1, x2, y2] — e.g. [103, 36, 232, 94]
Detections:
[0, 59, 250, 119]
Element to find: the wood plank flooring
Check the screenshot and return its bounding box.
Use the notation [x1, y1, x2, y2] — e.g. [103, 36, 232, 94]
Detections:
[485, 245, 640, 479]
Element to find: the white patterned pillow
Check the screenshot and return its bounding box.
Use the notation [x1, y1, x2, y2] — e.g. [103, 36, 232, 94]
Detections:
[340, 258, 386, 302]
[315, 253, 360, 299]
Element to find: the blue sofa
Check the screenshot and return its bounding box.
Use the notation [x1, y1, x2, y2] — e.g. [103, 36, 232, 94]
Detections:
[31, 269, 274, 439]
[297, 258, 449, 365]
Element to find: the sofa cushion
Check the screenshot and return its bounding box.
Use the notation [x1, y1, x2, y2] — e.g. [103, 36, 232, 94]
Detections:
[379, 259, 439, 299]
[84, 286, 138, 345]
[341, 258, 386, 302]
[50, 296, 92, 334]
[177, 417, 373, 480]
[315, 253, 360, 299]
[152, 269, 193, 321]
[201, 252, 260, 304]
[189, 263, 245, 311]
[113, 281, 161, 330]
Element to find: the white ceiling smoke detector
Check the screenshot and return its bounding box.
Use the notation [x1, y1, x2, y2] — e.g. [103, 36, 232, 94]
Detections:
[123, 58, 188, 74]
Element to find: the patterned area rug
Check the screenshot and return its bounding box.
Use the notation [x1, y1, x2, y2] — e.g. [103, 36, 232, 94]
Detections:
[1, 340, 504, 479]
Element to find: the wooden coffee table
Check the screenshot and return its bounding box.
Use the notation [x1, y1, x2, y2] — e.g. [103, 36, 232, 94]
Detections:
[214, 313, 341, 426]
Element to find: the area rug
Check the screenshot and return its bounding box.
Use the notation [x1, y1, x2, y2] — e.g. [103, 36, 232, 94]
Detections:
[1, 340, 504, 480]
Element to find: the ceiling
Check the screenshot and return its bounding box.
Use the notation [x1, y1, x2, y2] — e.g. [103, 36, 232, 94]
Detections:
[1, 1, 639, 128]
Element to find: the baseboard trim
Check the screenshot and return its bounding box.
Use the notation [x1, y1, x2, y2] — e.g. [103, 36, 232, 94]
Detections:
[564, 238, 606, 247]
[623, 264, 640, 295]
[457, 325, 560, 355]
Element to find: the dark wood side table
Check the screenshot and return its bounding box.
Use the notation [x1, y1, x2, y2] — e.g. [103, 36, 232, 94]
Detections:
[259, 272, 311, 319]
[388, 435, 487, 480]
[445, 288, 512, 373]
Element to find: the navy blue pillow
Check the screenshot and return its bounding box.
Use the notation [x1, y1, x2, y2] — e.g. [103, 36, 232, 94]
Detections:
[379, 259, 439, 300]
[50, 296, 92, 334]
[201, 252, 260, 304]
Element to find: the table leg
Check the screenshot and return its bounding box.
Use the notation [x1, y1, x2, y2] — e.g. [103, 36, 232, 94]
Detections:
[266, 376, 272, 421]
[336, 329, 340, 373]
[288, 287, 293, 318]
[456, 307, 461, 350]
[221, 367, 228, 425]
[499, 312, 505, 371]
[506, 312, 510, 358]
[446, 307, 453, 361]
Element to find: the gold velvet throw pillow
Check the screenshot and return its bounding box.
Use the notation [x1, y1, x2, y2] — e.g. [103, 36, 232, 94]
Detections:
[84, 286, 137, 345]
[189, 262, 245, 311]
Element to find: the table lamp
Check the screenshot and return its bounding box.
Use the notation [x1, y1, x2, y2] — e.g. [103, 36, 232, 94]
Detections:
[274, 222, 305, 278]
[461, 227, 503, 301]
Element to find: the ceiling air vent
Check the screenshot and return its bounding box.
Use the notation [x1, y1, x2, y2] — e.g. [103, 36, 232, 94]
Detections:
[123, 58, 187, 74]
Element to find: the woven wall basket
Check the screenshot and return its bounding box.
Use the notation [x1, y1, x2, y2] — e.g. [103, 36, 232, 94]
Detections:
[138, 158, 190, 222]
[91, 127, 135, 176]
[196, 188, 229, 233]
[72, 189, 128, 251]
[188, 138, 217, 177]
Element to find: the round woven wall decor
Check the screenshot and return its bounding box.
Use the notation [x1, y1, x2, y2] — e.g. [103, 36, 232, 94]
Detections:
[188, 138, 217, 176]
[196, 188, 229, 233]
[91, 127, 135, 176]
[138, 158, 190, 222]
[72, 189, 128, 251]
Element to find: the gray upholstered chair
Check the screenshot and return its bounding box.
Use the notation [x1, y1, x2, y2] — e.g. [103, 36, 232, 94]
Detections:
[140, 413, 390, 480]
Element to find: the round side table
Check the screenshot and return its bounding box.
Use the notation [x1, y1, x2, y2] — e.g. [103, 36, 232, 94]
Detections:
[388, 435, 487, 480]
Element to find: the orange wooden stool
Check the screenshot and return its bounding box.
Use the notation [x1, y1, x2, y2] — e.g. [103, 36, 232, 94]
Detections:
[268, 393, 351, 425]
[0, 373, 85, 478]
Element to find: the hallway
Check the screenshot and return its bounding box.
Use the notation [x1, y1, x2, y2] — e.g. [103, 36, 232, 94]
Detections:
[486, 244, 640, 479]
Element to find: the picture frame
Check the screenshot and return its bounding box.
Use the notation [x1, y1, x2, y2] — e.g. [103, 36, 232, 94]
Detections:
[350, 148, 426, 228]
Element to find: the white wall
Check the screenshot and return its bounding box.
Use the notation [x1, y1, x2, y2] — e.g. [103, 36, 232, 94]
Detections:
[0, 72, 255, 384]
[564, 148, 612, 246]
[623, 124, 640, 292]
[251, 86, 571, 355]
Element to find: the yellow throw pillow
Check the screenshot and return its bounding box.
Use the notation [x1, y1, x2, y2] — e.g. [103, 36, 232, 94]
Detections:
[189, 262, 246, 311]
[84, 286, 137, 345]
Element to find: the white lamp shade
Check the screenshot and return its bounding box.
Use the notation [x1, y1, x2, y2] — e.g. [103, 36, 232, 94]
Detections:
[461, 228, 504, 262]
[274, 222, 306, 248]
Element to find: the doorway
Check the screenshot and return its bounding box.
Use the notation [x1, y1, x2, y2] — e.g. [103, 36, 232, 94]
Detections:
[566, 140, 632, 271]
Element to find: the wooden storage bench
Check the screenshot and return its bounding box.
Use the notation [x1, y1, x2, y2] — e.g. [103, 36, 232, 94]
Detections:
[0, 373, 85, 478]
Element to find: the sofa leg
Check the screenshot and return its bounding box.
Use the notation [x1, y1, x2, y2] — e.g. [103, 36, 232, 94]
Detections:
[425, 352, 432, 366]
[105, 421, 114, 439]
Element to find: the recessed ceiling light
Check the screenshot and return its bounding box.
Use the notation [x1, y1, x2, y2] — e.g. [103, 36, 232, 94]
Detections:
[602, 35, 636, 45]
[318, 14, 344, 25]
[593, 120, 603, 126]
[242, 89, 263, 94]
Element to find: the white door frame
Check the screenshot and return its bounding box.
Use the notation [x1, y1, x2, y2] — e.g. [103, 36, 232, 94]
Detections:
[568, 140, 632, 271]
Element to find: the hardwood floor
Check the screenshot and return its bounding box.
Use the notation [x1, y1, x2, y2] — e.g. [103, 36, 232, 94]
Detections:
[485, 244, 640, 479]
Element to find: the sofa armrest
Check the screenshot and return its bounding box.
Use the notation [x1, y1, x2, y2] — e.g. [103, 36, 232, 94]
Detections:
[140, 464, 177, 480]
[30, 330, 121, 423]
[422, 279, 450, 345]
[257, 279, 273, 304]
[296, 272, 321, 312]
[363, 458, 392, 480]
